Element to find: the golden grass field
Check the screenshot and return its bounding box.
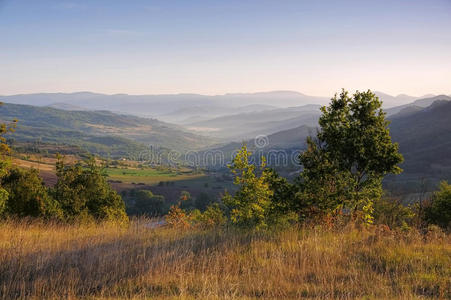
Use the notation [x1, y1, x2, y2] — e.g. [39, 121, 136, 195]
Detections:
[0, 219, 449, 299]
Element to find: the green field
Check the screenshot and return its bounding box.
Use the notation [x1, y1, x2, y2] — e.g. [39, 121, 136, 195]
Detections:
[105, 167, 206, 185]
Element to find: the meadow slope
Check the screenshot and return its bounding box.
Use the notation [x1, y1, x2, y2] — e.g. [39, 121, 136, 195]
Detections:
[0, 220, 449, 299]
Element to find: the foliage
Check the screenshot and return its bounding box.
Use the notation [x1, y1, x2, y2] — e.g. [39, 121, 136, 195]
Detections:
[165, 204, 190, 228]
[179, 191, 215, 212]
[424, 181, 451, 230]
[0, 188, 8, 216]
[298, 90, 403, 223]
[0, 102, 17, 156]
[132, 190, 166, 216]
[373, 197, 415, 229]
[262, 169, 301, 227]
[223, 145, 274, 229]
[2, 167, 62, 219]
[190, 203, 226, 228]
[53, 155, 128, 224]
[0, 102, 17, 216]
[0, 102, 213, 156]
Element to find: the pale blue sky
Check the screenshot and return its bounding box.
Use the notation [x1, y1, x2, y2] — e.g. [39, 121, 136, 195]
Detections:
[1, 0, 450, 96]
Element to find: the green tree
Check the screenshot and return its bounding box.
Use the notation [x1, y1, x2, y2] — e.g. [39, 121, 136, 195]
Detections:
[133, 190, 166, 216]
[53, 156, 128, 224]
[0, 102, 17, 215]
[223, 145, 274, 229]
[2, 167, 62, 219]
[424, 181, 451, 230]
[264, 169, 299, 216]
[299, 90, 403, 223]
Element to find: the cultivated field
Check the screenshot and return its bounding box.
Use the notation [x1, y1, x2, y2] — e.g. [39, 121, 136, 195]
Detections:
[0, 219, 449, 299]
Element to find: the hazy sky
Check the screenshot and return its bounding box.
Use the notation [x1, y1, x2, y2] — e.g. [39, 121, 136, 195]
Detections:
[1, 0, 450, 96]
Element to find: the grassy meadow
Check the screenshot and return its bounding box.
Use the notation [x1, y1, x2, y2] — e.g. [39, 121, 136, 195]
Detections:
[105, 167, 205, 185]
[0, 219, 449, 299]
[11, 155, 208, 186]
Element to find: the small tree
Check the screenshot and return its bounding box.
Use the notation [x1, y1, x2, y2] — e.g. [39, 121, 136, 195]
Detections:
[223, 144, 273, 229]
[299, 90, 403, 223]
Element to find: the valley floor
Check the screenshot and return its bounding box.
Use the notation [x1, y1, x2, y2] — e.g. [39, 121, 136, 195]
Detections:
[0, 220, 449, 299]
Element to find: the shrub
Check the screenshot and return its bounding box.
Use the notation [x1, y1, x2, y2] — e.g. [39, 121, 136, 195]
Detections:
[165, 204, 190, 228]
[2, 167, 62, 219]
[191, 203, 226, 228]
[133, 190, 166, 216]
[373, 197, 415, 229]
[424, 181, 451, 231]
[52, 156, 128, 224]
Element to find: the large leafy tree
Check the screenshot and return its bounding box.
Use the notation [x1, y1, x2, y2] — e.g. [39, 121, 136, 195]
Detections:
[299, 90, 403, 223]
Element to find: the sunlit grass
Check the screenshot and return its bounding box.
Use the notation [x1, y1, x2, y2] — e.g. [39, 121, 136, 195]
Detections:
[0, 219, 449, 299]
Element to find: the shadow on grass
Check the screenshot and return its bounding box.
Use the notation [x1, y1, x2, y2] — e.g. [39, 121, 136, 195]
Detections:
[0, 228, 260, 299]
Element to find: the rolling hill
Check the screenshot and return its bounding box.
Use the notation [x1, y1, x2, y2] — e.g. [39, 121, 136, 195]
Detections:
[186, 104, 322, 140]
[0, 103, 216, 157]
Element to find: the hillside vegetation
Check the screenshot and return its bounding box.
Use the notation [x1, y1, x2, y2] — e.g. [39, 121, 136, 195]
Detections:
[0, 103, 215, 156]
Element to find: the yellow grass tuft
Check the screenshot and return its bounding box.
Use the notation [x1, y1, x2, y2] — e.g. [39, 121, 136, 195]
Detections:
[0, 219, 449, 299]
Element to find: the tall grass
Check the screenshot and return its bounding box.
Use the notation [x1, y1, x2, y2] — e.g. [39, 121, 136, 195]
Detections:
[0, 218, 449, 299]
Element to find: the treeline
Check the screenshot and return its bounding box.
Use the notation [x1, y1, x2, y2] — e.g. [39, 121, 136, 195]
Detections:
[0, 156, 128, 224]
[123, 189, 217, 217]
[166, 90, 450, 232]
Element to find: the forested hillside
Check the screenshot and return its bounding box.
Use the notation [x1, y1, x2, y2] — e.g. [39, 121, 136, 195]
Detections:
[0, 103, 215, 156]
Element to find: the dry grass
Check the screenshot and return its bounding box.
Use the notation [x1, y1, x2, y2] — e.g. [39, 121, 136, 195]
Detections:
[0, 219, 450, 299]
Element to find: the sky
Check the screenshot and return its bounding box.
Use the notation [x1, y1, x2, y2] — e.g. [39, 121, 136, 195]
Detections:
[0, 0, 450, 97]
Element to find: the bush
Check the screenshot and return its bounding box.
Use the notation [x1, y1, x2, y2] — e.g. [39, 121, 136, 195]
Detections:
[2, 167, 62, 219]
[424, 181, 451, 231]
[52, 156, 128, 224]
[373, 197, 415, 229]
[133, 190, 166, 216]
[165, 204, 190, 228]
[191, 203, 226, 228]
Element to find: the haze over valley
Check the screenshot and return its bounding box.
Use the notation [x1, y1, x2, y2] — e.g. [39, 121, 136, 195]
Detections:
[1, 1, 450, 299]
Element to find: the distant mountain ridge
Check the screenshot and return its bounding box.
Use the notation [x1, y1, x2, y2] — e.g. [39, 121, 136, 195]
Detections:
[386, 95, 451, 116]
[1, 90, 438, 120]
[186, 104, 322, 141]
